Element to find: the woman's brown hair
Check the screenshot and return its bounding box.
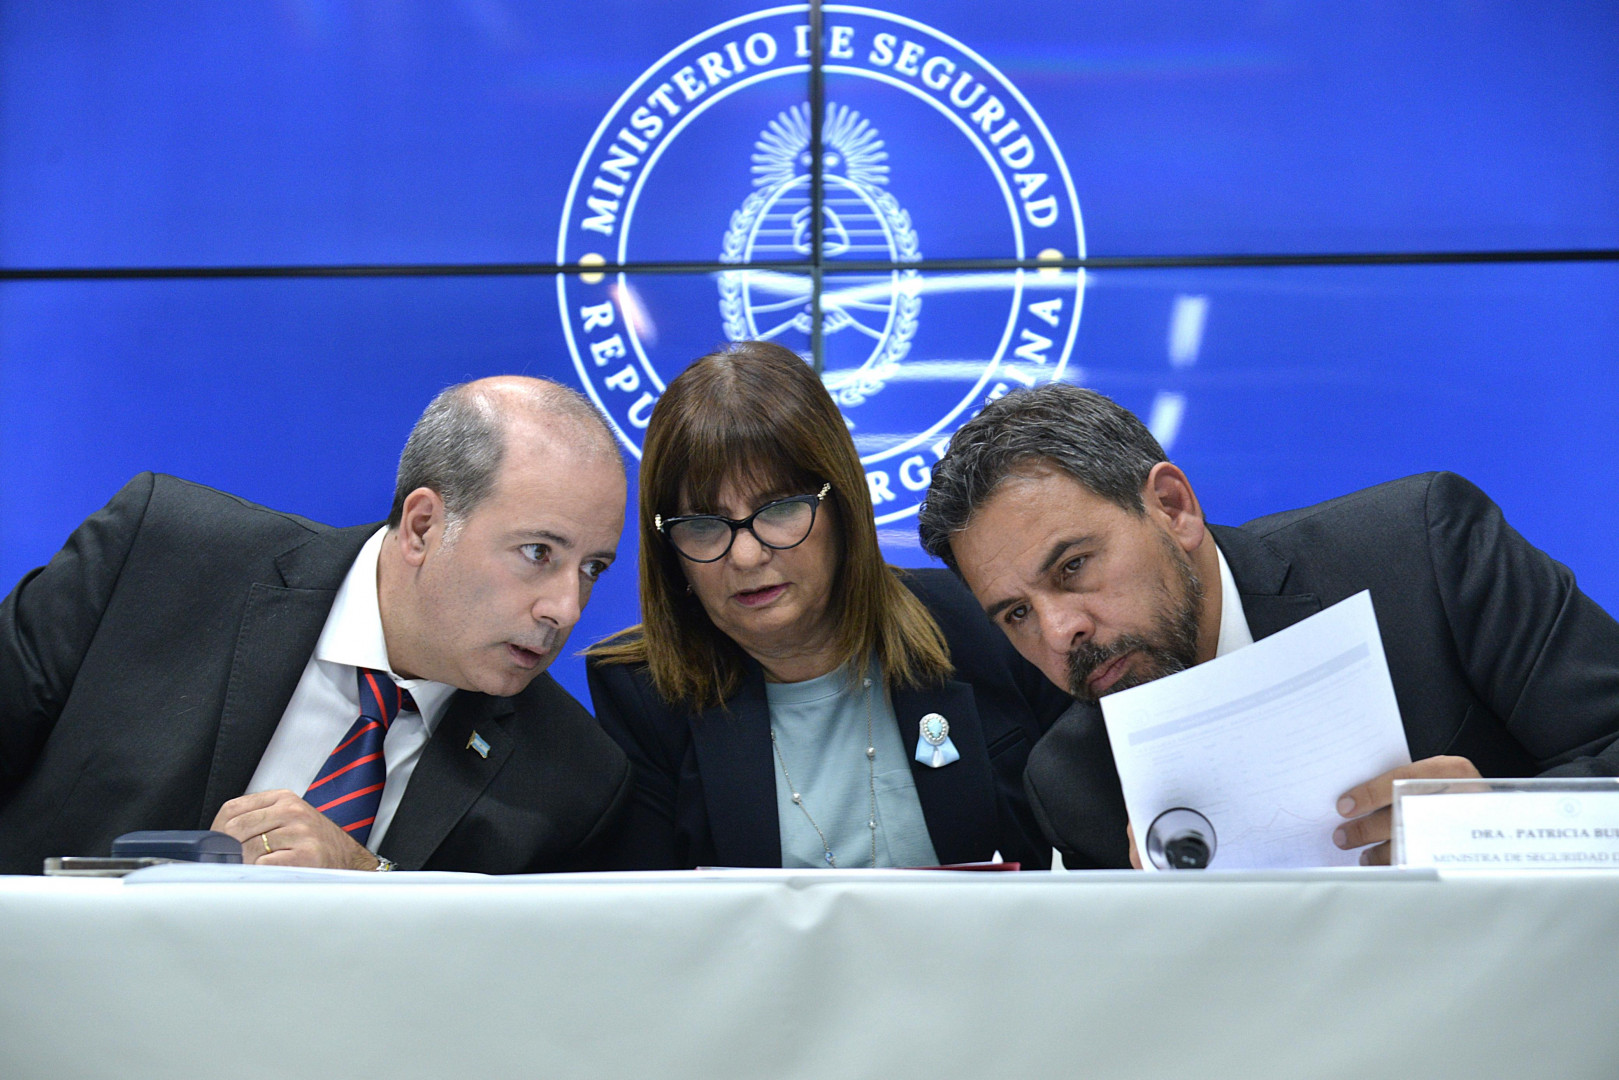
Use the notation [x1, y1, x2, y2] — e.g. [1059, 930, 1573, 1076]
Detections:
[588, 340, 952, 707]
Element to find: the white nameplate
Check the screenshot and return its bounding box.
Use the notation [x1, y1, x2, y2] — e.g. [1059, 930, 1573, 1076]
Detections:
[1394, 779, 1619, 868]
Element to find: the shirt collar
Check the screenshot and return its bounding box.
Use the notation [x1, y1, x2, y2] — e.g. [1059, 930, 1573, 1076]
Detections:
[1213, 538, 1255, 658]
[315, 527, 457, 731]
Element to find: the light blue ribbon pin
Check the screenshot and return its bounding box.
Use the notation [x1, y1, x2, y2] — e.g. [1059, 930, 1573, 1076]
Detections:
[915, 713, 960, 769]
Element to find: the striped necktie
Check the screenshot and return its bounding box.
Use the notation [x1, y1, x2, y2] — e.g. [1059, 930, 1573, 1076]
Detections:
[305, 668, 416, 847]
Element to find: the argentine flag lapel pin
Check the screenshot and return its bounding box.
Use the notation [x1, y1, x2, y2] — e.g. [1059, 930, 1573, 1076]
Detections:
[467, 731, 491, 759]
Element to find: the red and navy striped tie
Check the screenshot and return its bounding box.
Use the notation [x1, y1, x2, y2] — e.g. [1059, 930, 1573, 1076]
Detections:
[305, 668, 416, 847]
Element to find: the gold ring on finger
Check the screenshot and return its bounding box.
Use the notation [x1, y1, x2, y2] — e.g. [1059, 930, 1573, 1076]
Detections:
[261, 832, 273, 855]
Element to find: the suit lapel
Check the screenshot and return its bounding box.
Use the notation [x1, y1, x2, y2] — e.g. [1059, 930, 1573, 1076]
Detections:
[1208, 523, 1322, 642]
[199, 522, 380, 827]
[690, 668, 781, 867]
[380, 693, 515, 870]
[891, 680, 997, 865]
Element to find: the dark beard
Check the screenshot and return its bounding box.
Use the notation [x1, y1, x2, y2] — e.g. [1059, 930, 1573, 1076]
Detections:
[1066, 540, 1204, 703]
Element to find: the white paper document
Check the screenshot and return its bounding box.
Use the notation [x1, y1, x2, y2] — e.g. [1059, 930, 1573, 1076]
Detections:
[1101, 590, 1411, 869]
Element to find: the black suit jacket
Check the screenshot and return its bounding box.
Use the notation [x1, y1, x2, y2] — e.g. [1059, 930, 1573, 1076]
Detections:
[0, 473, 631, 875]
[1025, 472, 1619, 869]
[585, 568, 1073, 870]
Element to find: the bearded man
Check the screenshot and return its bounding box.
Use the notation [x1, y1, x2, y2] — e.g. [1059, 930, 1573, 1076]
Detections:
[919, 384, 1619, 868]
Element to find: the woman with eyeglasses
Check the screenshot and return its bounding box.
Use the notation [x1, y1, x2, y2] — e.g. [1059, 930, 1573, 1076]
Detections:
[585, 341, 1072, 870]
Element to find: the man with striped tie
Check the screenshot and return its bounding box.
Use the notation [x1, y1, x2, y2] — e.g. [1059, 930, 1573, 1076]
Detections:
[0, 376, 632, 874]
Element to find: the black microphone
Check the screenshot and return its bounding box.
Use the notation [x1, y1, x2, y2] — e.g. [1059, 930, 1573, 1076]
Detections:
[44, 830, 243, 876]
[1145, 808, 1217, 870]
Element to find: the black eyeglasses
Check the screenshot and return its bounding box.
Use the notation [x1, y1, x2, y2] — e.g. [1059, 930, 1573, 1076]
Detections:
[656, 483, 832, 563]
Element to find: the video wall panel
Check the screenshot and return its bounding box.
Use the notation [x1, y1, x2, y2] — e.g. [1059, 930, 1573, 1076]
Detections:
[833, 260, 1619, 575]
[1048, 261, 1619, 559]
[3, 2, 1613, 268]
[0, 1, 807, 268]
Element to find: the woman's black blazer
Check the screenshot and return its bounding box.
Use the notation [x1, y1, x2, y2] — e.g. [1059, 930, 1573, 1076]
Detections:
[584, 568, 1073, 869]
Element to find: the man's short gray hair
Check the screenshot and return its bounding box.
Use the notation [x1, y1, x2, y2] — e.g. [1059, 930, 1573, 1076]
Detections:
[918, 384, 1167, 571]
[388, 378, 617, 528]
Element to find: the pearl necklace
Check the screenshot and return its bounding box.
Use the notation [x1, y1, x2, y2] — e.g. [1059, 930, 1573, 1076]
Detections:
[770, 674, 878, 869]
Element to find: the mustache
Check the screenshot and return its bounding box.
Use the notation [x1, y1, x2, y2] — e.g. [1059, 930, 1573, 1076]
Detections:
[512, 623, 562, 655]
[1065, 534, 1206, 702]
[1066, 635, 1152, 700]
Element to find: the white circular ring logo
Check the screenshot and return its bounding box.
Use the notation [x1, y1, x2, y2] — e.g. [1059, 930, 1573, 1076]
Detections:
[559, 5, 1085, 527]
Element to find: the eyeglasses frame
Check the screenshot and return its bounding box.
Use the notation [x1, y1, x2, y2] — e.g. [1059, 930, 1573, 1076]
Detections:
[655, 483, 833, 564]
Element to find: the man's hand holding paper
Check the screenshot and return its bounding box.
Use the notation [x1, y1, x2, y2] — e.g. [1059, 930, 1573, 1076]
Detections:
[1333, 755, 1482, 865]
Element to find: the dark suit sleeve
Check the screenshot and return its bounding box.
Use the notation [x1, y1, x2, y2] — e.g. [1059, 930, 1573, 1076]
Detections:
[584, 658, 691, 869]
[984, 638, 1073, 870]
[0, 474, 155, 804]
[906, 568, 1074, 869]
[1022, 701, 1131, 869]
[1426, 473, 1619, 775]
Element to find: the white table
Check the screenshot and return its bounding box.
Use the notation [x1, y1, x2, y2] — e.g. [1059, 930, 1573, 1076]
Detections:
[1, 866, 1615, 1079]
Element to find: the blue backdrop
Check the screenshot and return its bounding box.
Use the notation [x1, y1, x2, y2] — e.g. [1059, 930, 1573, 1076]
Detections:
[3, 1, 1616, 704]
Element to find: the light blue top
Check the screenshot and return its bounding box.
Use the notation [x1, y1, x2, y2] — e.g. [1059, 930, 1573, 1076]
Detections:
[766, 659, 940, 869]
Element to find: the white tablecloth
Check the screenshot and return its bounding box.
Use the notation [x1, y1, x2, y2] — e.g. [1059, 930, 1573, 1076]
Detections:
[1, 866, 1614, 1079]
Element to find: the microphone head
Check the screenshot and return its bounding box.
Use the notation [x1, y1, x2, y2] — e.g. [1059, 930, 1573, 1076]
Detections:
[1145, 807, 1217, 870]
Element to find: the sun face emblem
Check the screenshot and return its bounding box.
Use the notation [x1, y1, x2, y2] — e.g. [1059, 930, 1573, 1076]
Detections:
[719, 103, 923, 407]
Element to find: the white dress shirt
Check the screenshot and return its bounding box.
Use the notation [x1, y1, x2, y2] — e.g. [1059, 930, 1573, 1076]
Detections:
[244, 527, 458, 850]
[1213, 540, 1255, 658]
